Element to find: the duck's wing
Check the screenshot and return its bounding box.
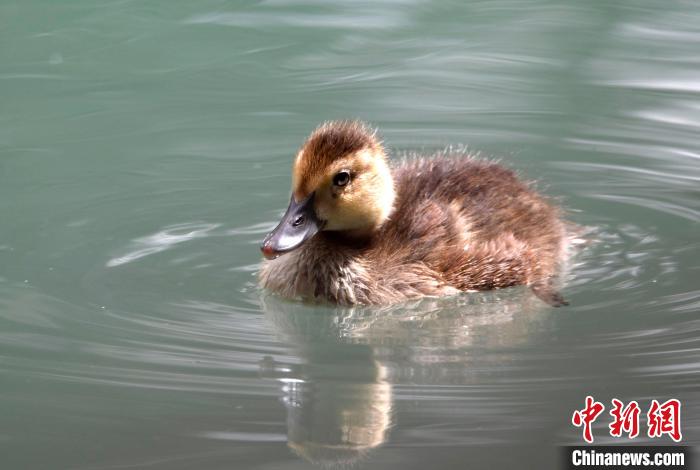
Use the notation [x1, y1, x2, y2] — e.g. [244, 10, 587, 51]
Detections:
[386, 155, 570, 306]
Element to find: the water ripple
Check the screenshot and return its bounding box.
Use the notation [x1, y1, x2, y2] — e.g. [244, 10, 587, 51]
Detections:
[106, 223, 220, 267]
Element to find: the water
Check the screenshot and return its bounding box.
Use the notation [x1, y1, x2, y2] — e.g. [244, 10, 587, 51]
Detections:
[1, 0, 699, 468]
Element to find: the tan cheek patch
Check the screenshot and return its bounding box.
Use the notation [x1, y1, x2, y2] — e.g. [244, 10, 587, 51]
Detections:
[290, 149, 393, 230]
[322, 154, 393, 229]
[312, 184, 335, 220]
[293, 149, 375, 201]
[321, 176, 377, 229]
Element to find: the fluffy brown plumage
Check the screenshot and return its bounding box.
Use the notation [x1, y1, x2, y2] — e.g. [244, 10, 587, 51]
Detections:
[259, 121, 572, 306]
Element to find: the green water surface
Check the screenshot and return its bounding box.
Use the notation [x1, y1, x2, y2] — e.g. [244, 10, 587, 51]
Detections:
[1, 1, 699, 469]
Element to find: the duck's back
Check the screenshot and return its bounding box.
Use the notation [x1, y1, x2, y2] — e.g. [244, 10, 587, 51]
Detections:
[369, 156, 568, 305]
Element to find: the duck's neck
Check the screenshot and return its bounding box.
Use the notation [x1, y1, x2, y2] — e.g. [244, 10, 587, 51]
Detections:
[320, 229, 375, 249]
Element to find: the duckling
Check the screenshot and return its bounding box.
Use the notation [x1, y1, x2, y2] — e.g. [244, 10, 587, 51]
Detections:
[259, 120, 572, 306]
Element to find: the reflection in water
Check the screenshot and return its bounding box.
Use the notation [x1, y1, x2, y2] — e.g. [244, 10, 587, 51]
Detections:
[261, 354, 391, 465]
[259, 288, 550, 466]
[260, 296, 394, 465]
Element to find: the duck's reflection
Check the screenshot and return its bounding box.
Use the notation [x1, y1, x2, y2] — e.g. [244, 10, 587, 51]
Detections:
[261, 350, 391, 464]
[259, 288, 548, 466]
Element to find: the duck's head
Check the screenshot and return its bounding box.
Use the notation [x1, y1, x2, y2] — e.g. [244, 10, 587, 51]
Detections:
[261, 121, 395, 260]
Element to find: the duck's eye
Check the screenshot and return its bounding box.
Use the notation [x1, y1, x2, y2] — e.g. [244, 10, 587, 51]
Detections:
[333, 171, 351, 187]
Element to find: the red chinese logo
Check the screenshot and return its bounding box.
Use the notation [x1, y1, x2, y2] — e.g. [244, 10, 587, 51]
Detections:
[647, 399, 682, 442]
[572, 396, 605, 443]
[572, 397, 682, 443]
[609, 398, 640, 438]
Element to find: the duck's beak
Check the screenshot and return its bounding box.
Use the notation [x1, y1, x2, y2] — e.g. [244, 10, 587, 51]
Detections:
[261, 192, 323, 260]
